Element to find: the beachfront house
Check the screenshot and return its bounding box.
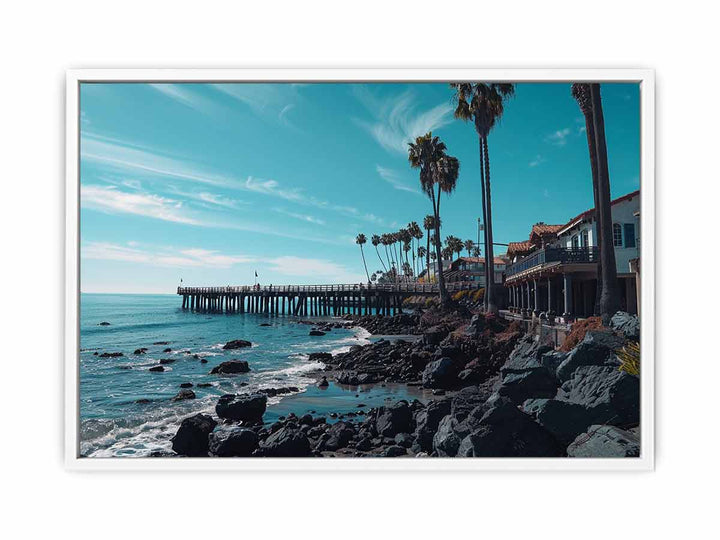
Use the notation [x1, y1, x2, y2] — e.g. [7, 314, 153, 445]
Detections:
[444, 257, 507, 286]
[504, 190, 640, 321]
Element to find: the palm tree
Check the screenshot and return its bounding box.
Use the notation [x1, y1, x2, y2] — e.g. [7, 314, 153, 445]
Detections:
[371, 234, 388, 273]
[423, 215, 436, 282]
[408, 132, 459, 305]
[355, 233, 370, 282]
[472, 246, 480, 258]
[417, 246, 427, 279]
[451, 82, 515, 315]
[572, 83, 602, 313]
[446, 235, 463, 262]
[408, 221, 423, 276]
[464, 239, 474, 258]
[589, 83, 621, 323]
[381, 233, 393, 274]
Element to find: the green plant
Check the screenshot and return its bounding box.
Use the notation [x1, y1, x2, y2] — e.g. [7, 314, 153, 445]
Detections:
[617, 341, 640, 376]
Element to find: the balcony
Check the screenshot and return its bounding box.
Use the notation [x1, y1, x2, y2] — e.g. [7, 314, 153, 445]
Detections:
[505, 246, 599, 278]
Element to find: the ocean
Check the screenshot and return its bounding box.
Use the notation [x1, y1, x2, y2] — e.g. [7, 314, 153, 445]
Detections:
[79, 293, 426, 457]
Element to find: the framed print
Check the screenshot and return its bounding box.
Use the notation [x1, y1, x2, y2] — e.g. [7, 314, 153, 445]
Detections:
[65, 68, 654, 470]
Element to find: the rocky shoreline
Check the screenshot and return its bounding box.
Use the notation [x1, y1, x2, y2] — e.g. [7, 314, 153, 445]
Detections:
[160, 307, 641, 458]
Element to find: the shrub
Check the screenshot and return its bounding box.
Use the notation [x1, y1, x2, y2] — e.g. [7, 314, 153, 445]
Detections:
[560, 316, 605, 352]
[617, 341, 640, 376]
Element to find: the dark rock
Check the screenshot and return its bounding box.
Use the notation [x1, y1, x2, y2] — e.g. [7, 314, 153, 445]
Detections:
[196, 382, 212, 388]
[260, 427, 311, 457]
[299, 414, 314, 426]
[336, 371, 359, 385]
[98, 321, 111, 326]
[522, 398, 599, 446]
[356, 437, 373, 451]
[180, 382, 193, 388]
[200, 358, 208, 364]
[501, 335, 553, 375]
[159, 358, 176, 365]
[171, 414, 217, 456]
[610, 311, 640, 340]
[259, 323, 272, 327]
[394, 433, 413, 448]
[423, 325, 449, 346]
[432, 415, 465, 457]
[308, 352, 333, 362]
[422, 357, 456, 389]
[375, 400, 413, 438]
[133, 348, 148, 355]
[556, 365, 640, 426]
[456, 400, 563, 457]
[149, 366, 164, 372]
[414, 398, 451, 452]
[163, 348, 172, 353]
[222, 339, 252, 350]
[215, 393, 267, 423]
[384, 445, 407, 457]
[99, 352, 123, 358]
[209, 427, 259, 457]
[135, 398, 152, 404]
[324, 421, 355, 450]
[309, 330, 326, 336]
[567, 425, 640, 458]
[317, 376, 329, 388]
[450, 385, 492, 421]
[498, 369, 559, 404]
[210, 360, 250, 375]
[153, 341, 170, 345]
[172, 389, 196, 401]
[556, 331, 625, 381]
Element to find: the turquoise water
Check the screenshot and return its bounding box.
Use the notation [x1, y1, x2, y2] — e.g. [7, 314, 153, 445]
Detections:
[79, 293, 425, 457]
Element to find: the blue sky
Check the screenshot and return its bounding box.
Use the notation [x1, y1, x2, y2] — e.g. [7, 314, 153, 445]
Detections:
[80, 82, 639, 293]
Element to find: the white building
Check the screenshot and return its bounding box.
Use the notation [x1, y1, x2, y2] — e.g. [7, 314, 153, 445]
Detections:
[504, 190, 640, 319]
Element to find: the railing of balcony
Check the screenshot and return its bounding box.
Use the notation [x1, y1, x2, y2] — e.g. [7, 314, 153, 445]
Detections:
[505, 247, 599, 277]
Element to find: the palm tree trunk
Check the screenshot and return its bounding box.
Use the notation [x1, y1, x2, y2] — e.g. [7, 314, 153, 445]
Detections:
[483, 136, 498, 315]
[359, 245, 370, 282]
[430, 188, 449, 305]
[375, 245, 388, 273]
[426, 233, 431, 281]
[478, 135, 490, 311]
[590, 83, 620, 324]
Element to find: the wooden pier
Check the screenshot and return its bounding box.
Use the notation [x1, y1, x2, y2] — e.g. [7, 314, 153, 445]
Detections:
[177, 282, 481, 316]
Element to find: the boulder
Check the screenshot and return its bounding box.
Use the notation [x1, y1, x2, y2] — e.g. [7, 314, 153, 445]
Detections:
[99, 352, 123, 358]
[317, 376, 329, 388]
[323, 421, 355, 451]
[456, 400, 563, 457]
[422, 325, 450, 346]
[215, 393, 267, 423]
[210, 360, 250, 375]
[413, 399, 451, 452]
[500, 335, 554, 375]
[308, 352, 333, 362]
[522, 398, 598, 446]
[172, 389, 196, 401]
[149, 366, 164, 372]
[422, 357, 456, 389]
[98, 321, 111, 326]
[610, 311, 640, 340]
[567, 425, 640, 458]
[557, 365, 640, 426]
[556, 331, 625, 381]
[180, 382, 193, 388]
[222, 339, 252, 350]
[209, 427, 259, 457]
[309, 330, 326, 336]
[383, 445, 407, 457]
[432, 415, 469, 457]
[375, 400, 413, 438]
[171, 414, 217, 456]
[133, 348, 148, 355]
[260, 427, 311, 457]
[450, 385, 491, 421]
[159, 358, 176, 365]
[336, 371, 359, 385]
[497, 369, 559, 404]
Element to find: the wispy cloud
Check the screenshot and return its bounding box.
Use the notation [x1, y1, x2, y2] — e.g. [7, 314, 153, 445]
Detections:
[82, 241, 256, 268]
[81, 185, 202, 225]
[268, 256, 364, 282]
[529, 155, 546, 168]
[376, 165, 421, 194]
[545, 127, 572, 147]
[149, 84, 220, 115]
[353, 87, 453, 154]
[273, 208, 326, 226]
[213, 83, 302, 128]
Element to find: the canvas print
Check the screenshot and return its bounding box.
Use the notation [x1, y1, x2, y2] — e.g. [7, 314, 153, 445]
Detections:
[78, 80, 642, 459]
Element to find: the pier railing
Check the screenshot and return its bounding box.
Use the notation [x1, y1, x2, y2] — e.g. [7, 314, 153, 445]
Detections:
[505, 246, 599, 277]
[177, 281, 483, 295]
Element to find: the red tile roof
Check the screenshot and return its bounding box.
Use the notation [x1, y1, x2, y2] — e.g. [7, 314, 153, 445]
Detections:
[559, 190, 640, 233]
[530, 223, 564, 237]
[507, 241, 533, 257]
[452, 256, 507, 266]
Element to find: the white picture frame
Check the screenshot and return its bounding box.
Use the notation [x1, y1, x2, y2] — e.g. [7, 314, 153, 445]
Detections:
[65, 68, 655, 471]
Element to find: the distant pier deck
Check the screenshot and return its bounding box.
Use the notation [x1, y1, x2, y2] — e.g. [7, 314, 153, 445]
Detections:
[177, 282, 481, 316]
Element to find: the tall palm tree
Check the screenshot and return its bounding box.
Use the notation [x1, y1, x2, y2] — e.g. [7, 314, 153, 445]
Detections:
[408, 132, 459, 305]
[381, 233, 393, 274]
[589, 83, 621, 323]
[464, 239, 474, 258]
[423, 215, 436, 281]
[446, 235, 464, 262]
[451, 82, 515, 315]
[417, 246, 427, 279]
[408, 221, 423, 276]
[572, 83, 602, 313]
[371, 234, 388, 273]
[472, 246, 480, 258]
[355, 233, 370, 282]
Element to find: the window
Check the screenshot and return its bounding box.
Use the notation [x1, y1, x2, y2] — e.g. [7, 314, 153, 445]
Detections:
[613, 223, 623, 247]
[624, 223, 636, 248]
[571, 234, 579, 248]
[581, 230, 589, 247]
